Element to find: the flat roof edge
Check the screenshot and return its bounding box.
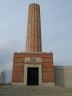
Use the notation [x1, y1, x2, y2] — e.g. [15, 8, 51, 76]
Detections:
[20, 52, 47, 53]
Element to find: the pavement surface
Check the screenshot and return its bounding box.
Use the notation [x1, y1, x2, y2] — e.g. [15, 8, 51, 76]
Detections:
[0, 85, 72, 96]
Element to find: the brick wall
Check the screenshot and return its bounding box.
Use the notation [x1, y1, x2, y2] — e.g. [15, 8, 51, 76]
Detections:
[12, 53, 54, 82]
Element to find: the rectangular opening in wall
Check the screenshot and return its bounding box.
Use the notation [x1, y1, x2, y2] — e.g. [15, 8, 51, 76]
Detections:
[27, 67, 39, 85]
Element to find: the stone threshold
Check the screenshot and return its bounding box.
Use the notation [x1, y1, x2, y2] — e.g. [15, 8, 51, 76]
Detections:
[11, 82, 55, 86]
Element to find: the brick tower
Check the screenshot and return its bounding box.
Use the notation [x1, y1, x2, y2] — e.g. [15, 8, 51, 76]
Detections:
[11, 3, 55, 86]
[25, 4, 42, 52]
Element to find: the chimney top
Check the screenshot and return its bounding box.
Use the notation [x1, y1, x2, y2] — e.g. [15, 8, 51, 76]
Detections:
[29, 3, 40, 6]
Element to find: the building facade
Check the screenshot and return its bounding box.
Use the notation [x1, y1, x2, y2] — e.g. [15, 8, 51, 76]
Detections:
[11, 3, 55, 86]
[11, 3, 72, 88]
[12, 52, 55, 86]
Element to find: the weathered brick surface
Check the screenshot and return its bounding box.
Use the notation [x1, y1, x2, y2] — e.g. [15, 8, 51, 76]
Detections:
[42, 72, 54, 76]
[42, 57, 53, 62]
[25, 4, 42, 52]
[14, 53, 25, 58]
[42, 67, 54, 72]
[12, 53, 54, 83]
[42, 63, 53, 67]
[42, 75, 54, 82]
[13, 63, 24, 66]
[42, 71, 54, 82]
[13, 66, 24, 72]
[14, 58, 24, 63]
[41, 54, 53, 57]
[12, 72, 24, 82]
[12, 72, 24, 76]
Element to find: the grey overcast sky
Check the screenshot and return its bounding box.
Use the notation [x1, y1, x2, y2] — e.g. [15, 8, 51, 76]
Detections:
[0, 0, 72, 83]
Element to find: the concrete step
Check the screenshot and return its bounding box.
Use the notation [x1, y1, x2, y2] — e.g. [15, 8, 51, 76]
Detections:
[0, 85, 72, 96]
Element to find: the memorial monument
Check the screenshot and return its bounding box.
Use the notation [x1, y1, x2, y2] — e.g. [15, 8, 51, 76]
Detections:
[11, 3, 55, 86]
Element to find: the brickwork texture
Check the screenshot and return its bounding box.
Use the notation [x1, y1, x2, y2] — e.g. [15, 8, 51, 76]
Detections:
[25, 4, 42, 52]
[12, 3, 55, 84]
[12, 53, 54, 83]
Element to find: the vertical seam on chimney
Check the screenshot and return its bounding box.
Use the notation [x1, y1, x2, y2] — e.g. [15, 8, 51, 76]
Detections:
[37, 5, 38, 52]
[33, 4, 35, 52]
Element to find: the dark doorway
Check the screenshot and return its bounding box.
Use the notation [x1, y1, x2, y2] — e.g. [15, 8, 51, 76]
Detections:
[27, 67, 39, 85]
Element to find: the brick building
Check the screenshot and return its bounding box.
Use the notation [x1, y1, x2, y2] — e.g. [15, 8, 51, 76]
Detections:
[11, 3, 55, 86]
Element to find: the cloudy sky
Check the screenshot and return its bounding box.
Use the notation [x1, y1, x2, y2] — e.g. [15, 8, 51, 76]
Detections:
[0, 0, 72, 83]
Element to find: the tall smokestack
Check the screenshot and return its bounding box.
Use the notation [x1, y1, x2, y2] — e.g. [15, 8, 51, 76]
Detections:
[25, 3, 42, 52]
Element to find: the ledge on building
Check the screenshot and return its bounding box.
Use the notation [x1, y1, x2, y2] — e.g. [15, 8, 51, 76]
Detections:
[14, 52, 53, 54]
[11, 82, 55, 86]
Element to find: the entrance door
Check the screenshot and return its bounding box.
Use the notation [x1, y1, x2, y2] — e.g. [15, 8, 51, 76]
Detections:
[27, 67, 39, 85]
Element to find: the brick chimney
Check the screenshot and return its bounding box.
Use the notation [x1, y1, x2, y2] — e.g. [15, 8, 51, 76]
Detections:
[25, 3, 42, 52]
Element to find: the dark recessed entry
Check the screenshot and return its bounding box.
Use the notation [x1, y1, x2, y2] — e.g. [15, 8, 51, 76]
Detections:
[27, 67, 39, 85]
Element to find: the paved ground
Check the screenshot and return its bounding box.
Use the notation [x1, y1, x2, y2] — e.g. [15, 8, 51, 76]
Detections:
[0, 85, 72, 96]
